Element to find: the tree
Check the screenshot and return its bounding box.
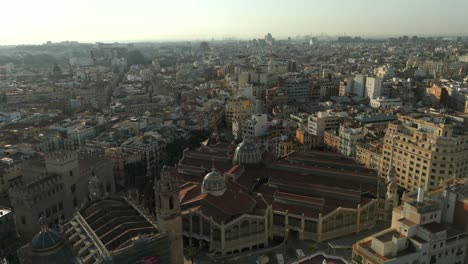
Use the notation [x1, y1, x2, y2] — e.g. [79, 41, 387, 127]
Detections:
[184, 244, 200, 264]
[188, 129, 211, 149]
[124, 161, 146, 187]
[126, 50, 148, 66]
[164, 138, 188, 166]
[308, 242, 318, 253]
[286, 247, 296, 258]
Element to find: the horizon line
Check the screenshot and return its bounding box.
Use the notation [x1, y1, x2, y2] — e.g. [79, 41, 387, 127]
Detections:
[2, 33, 468, 46]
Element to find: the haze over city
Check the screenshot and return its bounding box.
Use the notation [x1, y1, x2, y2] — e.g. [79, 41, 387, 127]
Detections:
[1, 1, 468, 264]
[2, 0, 468, 44]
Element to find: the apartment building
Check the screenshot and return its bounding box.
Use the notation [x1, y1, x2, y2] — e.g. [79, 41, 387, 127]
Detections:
[225, 99, 256, 128]
[380, 114, 468, 192]
[308, 111, 348, 146]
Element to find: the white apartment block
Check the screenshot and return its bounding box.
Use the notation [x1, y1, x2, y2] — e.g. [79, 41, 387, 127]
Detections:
[366, 77, 383, 99]
[370, 97, 403, 109]
[307, 111, 348, 146]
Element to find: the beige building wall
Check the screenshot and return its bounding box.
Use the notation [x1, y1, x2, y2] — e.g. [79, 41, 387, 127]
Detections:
[225, 99, 256, 128]
[380, 116, 468, 192]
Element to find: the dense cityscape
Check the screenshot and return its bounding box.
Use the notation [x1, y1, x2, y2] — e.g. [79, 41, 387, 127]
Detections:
[0, 28, 467, 264]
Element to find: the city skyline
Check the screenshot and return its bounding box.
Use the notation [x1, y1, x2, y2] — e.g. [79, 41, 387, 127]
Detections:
[2, 0, 468, 45]
[1, 3, 468, 263]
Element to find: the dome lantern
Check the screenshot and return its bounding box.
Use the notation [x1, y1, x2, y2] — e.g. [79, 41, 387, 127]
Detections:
[201, 162, 226, 196]
[233, 139, 262, 165]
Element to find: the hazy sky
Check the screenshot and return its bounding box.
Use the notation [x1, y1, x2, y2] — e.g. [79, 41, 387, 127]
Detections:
[2, 0, 468, 44]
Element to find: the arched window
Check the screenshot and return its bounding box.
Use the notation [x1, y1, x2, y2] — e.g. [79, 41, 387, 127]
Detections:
[192, 215, 200, 233]
[232, 225, 239, 240]
[182, 217, 190, 231]
[240, 220, 250, 237]
[169, 197, 174, 210]
[361, 211, 368, 222]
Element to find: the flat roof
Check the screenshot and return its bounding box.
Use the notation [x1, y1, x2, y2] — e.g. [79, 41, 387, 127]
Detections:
[399, 218, 417, 227]
[375, 230, 405, 243]
[420, 222, 447, 234]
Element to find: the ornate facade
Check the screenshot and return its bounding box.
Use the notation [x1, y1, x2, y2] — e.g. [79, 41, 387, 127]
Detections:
[157, 141, 395, 257]
[8, 151, 115, 240]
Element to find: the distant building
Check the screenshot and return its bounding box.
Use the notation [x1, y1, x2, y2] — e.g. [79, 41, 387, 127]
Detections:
[225, 99, 256, 128]
[366, 77, 383, 99]
[370, 97, 402, 109]
[324, 129, 340, 152]
[356, 141, 383, 170]
[266, 87, 288, 110]
[279, 73, 310, 103]
[339, 78, 352, 96]
[265, 33, 274, 46]
[339, 126, 366, 158]
[270, 135, 298, 158]
[318, 78, 338, 98]
[428, 85, 449, 106]
[353, 74, 366, 98]
[308, 111, 348, 146]
[240, 114, 268, 141]
[0, 111, 21, 122]
[354, 113, 397, 132]
[122, 134, 165, 174]
[296, 128, 317, 150]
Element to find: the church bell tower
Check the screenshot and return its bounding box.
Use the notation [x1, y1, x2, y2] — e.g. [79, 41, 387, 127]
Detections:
[154, 166, 184, 264]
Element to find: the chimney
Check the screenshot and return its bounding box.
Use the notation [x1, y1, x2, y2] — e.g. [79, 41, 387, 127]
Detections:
[417, 186, 424, 203]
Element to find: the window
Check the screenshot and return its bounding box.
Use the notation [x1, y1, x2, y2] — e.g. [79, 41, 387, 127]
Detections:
[21, 216, 26, 225]
[69, 170, 73, 177]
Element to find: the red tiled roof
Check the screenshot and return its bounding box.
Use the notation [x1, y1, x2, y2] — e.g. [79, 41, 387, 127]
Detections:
[173, 146, 381, 223]
[272, 202, 321, 218]
[179, 181, 259, 222]
[273, 161, 377, 180]
[274, 191, 325, 206]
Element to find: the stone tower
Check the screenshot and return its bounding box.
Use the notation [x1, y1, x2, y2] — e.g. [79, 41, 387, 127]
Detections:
[154, 166, 183, 264]
[88, 169, 103, 201]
